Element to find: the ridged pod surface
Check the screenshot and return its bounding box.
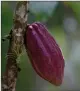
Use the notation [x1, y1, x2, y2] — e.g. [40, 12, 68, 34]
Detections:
[25, 22, 65, 86]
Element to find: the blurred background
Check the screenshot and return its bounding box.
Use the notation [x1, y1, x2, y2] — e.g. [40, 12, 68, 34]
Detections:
[1, 1, 80, 91]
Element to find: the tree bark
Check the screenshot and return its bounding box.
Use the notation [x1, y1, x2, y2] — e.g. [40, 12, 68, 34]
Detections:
[2, 1, 29, 91]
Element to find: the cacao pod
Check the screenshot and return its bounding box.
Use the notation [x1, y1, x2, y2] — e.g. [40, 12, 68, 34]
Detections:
[25, 22, 65, 86]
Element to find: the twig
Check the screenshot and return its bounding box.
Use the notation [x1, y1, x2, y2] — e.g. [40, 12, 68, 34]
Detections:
[2, 1, 29, 91]
[2, 34, 11, 41]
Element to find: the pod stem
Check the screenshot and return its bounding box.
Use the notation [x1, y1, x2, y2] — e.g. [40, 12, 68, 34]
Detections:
[2, 1, 29, 91]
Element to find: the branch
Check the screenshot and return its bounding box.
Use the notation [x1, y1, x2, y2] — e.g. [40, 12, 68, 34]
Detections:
[2, 1, 29, 91]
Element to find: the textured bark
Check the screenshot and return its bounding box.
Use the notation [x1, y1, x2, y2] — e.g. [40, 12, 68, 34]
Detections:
[2, 1, 29, 91]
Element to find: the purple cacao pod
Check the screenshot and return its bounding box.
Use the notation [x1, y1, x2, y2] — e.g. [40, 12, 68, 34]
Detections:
[25, 22, 65, 86]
